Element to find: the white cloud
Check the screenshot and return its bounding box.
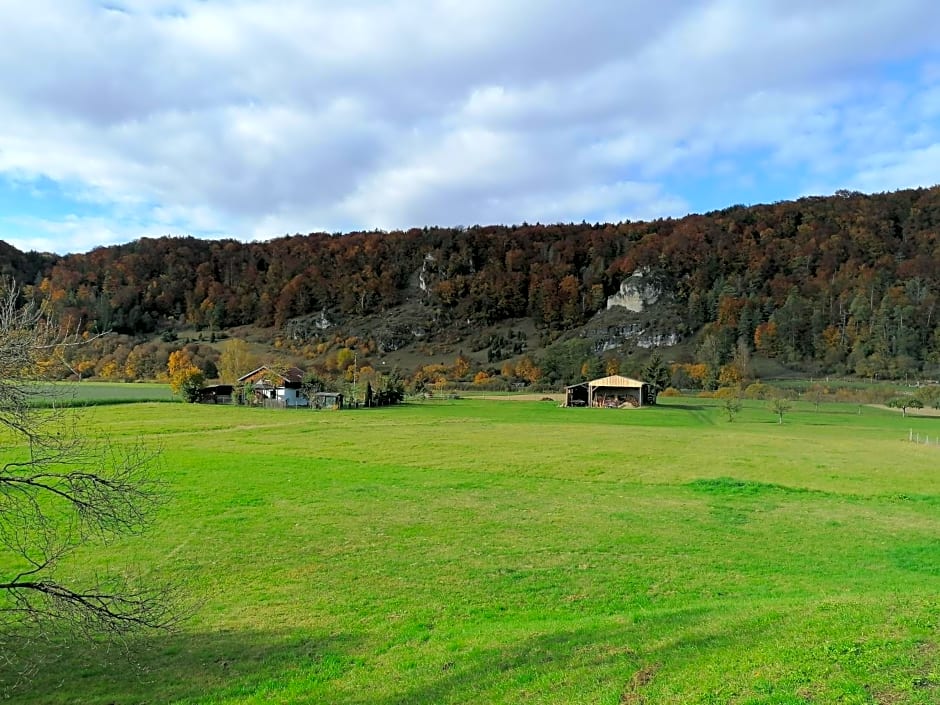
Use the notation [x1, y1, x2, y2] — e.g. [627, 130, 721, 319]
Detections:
[0, 1, 937, 252]
[849, 143, 940, 194]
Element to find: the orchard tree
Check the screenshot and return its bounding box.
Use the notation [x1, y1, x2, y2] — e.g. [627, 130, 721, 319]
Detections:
[0, 283, 174, 653]
[722, 396, 743, 422]
[768, 393, 793, 424]
[715, 387, 743, 422]
[806, 383, 826, 411]
[887, 396, 923, 418]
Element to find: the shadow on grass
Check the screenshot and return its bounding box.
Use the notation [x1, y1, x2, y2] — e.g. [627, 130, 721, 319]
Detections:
[0, 627, 363, 704]
[656, 403, 709, 412]
[344, 613, 774, 705]
[2, 608, 784, 703]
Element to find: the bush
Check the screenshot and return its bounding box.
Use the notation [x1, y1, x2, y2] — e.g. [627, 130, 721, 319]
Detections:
[744, 382, 769, 400]
[660, 387, 681, 397]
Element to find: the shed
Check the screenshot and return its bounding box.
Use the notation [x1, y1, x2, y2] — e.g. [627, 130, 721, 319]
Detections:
[313, 391, 344, 410]
[567, 375, 652, 408]
[197, 384, 234, 405]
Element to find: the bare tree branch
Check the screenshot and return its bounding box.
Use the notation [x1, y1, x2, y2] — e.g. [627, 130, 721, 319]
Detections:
[0, 279, 177, 665]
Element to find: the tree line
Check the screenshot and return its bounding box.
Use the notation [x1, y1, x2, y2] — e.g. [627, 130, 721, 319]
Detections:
[5, 186, 940, 379]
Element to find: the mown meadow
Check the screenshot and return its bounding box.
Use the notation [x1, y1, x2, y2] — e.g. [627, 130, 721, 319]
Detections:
[1, 395, 938, 704]
[29, 381, 177, 405]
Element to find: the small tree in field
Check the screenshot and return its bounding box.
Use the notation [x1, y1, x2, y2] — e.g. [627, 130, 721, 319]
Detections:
[888, 396, 922, 418]
[723, 396, 743, 422]
[806, 383, 825, 411]
[768, 394, 792, 424]
[715, 387, 743, 422]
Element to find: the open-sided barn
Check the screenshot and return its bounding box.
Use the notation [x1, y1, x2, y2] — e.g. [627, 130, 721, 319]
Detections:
[565, 375, 653, 408]
[197, 384, 234, 404]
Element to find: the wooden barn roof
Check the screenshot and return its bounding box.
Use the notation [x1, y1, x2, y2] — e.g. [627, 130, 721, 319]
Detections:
[587, 375, 647, 389]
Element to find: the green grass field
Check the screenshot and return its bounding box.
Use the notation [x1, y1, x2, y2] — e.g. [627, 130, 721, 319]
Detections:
[30, 381, 178, 405]
[2, 397, 938, 703]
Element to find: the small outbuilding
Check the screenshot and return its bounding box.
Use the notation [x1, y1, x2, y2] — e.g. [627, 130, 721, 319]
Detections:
[313, 391, 344, 410]
[197, 384, 234, 404]
[566, 375, 653, 408]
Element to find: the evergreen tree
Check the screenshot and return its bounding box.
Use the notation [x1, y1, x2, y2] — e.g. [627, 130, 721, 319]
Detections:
[642, 352, 671, 403]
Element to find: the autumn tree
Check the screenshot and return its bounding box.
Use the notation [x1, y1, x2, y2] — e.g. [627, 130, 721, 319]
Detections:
[604, 355, 621, 376]
[515, 355, 542, 384]
[729, 338, 753, 383]
[0, 282, 174, 655]
[754, 321, 778, 357]
[55, 334, 99, 382]
[697, 332, 724, 390]
[473, 371, 491, 385]
[218, 338, 258, 383]
[167, 349, 204, 402]
[452, 353, 472, 379]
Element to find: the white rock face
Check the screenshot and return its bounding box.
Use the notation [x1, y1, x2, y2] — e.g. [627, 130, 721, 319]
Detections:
[607, 271, 660, 312]
[636, 332, 679, 348]
[418, 253, 435, 294]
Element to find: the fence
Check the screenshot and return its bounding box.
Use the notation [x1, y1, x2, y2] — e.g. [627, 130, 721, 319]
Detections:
[908, 429, 940, 446]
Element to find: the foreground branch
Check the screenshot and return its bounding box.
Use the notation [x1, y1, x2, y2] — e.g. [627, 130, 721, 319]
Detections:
[0, 280, 178, 655]
[0, 578, 178, 635]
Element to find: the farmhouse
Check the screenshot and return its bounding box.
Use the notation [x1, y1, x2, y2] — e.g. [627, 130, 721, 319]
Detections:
[565, 375, 653, 408]
[238, 366, 309, 407]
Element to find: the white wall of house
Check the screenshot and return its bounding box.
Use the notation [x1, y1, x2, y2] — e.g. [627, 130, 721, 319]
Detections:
[276, 387, 309, 407]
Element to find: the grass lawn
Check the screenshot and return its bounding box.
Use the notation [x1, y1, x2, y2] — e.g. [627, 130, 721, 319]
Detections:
[31, 381, 178, 404]
[1, 397, 938, 703]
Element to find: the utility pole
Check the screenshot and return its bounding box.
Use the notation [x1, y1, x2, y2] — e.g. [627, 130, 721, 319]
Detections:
[353, 352, 358, 407]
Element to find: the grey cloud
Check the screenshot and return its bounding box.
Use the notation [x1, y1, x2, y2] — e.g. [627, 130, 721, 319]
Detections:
[0, 0, 938, 253]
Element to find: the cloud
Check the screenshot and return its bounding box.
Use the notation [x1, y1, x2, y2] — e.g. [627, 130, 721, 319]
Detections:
[0, 1, 938, 253]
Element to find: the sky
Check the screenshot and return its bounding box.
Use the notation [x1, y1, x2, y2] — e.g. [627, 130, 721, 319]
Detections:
[0, 1, 939, 255]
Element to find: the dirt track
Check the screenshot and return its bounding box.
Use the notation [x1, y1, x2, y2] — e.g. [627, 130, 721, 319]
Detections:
[871, 404, 940, 417]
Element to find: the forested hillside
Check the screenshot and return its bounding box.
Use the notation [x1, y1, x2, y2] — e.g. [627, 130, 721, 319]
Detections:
[5, 186, 940, 382]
